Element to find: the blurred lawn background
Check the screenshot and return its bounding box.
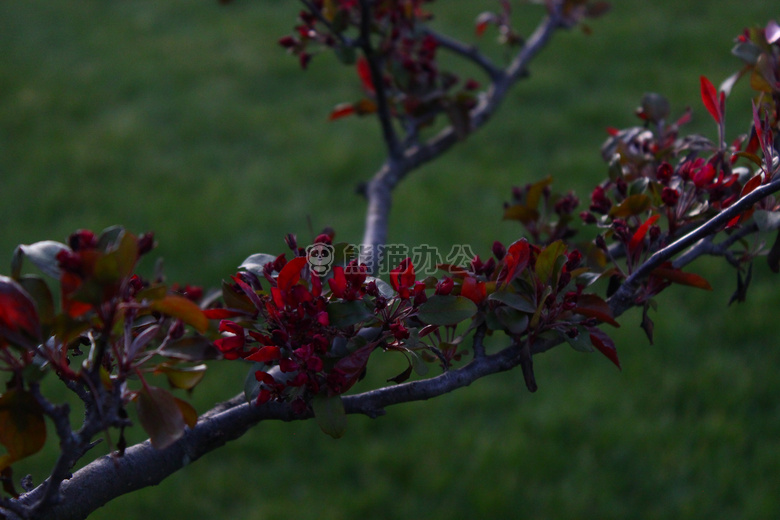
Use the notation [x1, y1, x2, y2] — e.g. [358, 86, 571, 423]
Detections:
[2, 1, 780, 518]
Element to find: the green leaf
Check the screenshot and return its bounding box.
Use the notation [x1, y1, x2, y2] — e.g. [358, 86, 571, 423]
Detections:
[17, 275, 55, 330]
[416, 295, 478, 326]
[94, 229, 138, 283]
[535, 240, 567, 283]
[526, 176, 553, 211]
[488, 291, 536, 314]
[239, 253, 277, 276]
[530, 286, 552, 330]
[96, 225, 125, 250]
[564, 327, 594, 353]
[327, 300, 373, 328]
[0, 389, 46, 472]
[312, 394, 347, 439]
[135, 385, 187, 449]
[731, 41, 761, 64]
[155, 364, 207, 391]
[502, 204, 539, 224]
[244, 363, 264, 403]
[609, 194, 651, 218]
[17, 241, 69, 279]
[409, 350, 429, 376]
[365, 276, 394, 298]
[173, 396, 198, 429]
[159, 336, 221, 361]
[135, 284, 169, 302]
[387, 363, 413, 384]
[149, 295, 209, 333]
[494, 306, 529, 334]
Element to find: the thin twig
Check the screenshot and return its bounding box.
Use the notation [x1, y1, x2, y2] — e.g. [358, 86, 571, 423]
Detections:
[358, 0, 402, 162]
[610, 177, 780, 316]
[424, 27, 504, 81]
[360, 11, 565, 272]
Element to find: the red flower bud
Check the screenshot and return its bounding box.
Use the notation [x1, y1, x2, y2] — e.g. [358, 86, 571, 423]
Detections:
[137, 232, 155, 256]
[661, 187, 679, 206]
[278, 35, 298, 48]
[492, 241, 506, 261]
[68, 229, 97, 252]
[656, 162, 673, 183]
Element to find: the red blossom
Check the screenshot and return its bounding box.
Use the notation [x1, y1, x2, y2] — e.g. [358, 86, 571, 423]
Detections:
[435, 277, 454, 295]
[390, 258, 416, 299]
[691, 163, 716, 189]
[214, 320, 246, 360]
[389, 319, 410, 340]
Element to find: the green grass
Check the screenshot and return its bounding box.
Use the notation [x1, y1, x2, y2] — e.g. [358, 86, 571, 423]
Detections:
[2, 1, 780, 518]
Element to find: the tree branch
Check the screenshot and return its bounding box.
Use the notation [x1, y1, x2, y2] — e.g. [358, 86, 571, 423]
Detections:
[360, 10, 564, 272]
[16, 342, 528, 520]
[13, 178, 780, 520]
[358, 0, 402, 162]
[424, 28, 504, 81]
[609, 176, 780, 316]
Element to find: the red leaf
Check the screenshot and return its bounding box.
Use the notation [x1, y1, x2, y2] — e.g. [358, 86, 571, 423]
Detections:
[333, 343, 375, 390]
[700, 76, 722, 124]
[149, 295, 209, 334]
[628, 214, 660, 256]
[498, 238, 530, 286]
[245, 345, 282, 363]
[652, 266, 712, 290]
[726, 214, 742, 229]
[329, 103, 355, 121]
[460, 276, 486, 304]
[277, 256, 308, 292]
[0, 275, 41, 346]
[589, 328, 621, 370]
[573, 294, 620, 327]
[741, 173, 763, 197]
[327, 266, 347, 298]
[202, 308, 247, 320]
[356, 57, 375, 94]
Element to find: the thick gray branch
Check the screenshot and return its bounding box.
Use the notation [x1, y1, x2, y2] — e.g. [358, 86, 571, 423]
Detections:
[16, 343, 526, 520]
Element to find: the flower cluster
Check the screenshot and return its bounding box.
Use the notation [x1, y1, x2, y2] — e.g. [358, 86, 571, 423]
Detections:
[212, 231, 621, 404]
[277, 0, 479, 131]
